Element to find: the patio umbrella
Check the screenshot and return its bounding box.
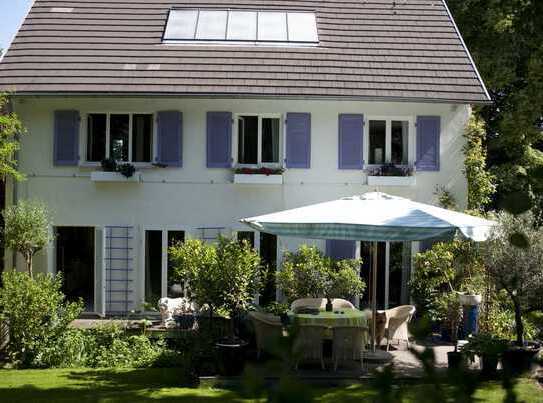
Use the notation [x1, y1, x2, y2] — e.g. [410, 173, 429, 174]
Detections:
[241, 192, 496, 357]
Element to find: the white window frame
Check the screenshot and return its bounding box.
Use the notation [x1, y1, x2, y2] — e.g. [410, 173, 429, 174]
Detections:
[81, 112, 157, 168]
[364, 116, 415, 168]
[141, 226, 188, 305]
[232, 113, 284, 168]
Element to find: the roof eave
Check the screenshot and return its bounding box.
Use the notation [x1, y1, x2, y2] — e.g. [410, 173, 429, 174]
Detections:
[3, 91, 492, 105]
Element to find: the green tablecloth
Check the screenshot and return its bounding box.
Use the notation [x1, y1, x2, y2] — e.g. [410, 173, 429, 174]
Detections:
[287, 309, 368, 328]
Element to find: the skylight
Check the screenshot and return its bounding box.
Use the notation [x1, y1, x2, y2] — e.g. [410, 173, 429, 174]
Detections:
[163, 9, 319, 44]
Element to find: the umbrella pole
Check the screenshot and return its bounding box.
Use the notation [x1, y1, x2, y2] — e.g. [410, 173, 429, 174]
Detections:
[371, 241, 378, 353]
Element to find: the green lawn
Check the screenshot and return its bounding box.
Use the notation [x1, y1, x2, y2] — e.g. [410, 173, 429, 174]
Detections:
[0, 368, 541, 402]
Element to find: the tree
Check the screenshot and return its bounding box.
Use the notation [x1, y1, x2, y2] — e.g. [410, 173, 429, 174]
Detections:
[2, 200, 52, 276]
[0, 94, 25, 181]
[169, 237, 261, 339]
[276, 245, 365, 303]
[448, 1, 543, 214]
[483, 212, 543, 345]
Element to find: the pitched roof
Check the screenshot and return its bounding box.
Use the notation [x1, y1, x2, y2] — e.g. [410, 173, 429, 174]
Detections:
[0, 0, 490, 103]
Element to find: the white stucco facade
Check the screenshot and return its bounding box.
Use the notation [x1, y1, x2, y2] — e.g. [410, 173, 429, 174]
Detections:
[6, 96, 471, 315]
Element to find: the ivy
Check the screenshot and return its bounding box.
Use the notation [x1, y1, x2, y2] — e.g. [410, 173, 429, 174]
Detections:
[463, 115, 496, 213]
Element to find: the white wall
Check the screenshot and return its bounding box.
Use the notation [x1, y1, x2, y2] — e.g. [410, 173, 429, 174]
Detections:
[8, 96, 470, 312]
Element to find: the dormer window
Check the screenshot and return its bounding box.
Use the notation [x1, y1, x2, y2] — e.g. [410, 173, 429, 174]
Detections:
[163, 9, 319, 45]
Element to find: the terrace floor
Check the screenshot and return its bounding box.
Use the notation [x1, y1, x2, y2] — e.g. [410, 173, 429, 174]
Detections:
[71, 319, 464, 379]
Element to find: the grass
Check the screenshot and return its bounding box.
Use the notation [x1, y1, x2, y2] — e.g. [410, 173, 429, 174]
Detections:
[0, 368, 541, 402]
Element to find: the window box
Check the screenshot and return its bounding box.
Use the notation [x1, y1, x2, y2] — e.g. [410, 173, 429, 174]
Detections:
[367, 175, 416, 187]
[234, 173, 283, 185]
[91, 171, 141, 183]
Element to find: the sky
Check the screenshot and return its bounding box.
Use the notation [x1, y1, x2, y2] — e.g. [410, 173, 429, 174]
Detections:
[0, 0, 34, 54]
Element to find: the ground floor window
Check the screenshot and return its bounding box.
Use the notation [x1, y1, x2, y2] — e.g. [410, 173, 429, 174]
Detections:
[144, 229, 185, 305]
[56, 227, 95, 312]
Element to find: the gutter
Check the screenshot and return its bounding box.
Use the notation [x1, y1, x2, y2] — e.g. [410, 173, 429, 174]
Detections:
[4, 91, 493, 106]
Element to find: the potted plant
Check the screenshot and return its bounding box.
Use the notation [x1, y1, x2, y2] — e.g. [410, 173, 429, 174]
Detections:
[173, 299, 196, 330]
[483, 213, 543, 373]
[441, 293, 464, 369]
[169, 237, 261, 375]
[463, 333, 508, 376]
[213, 237, 261, 375]
[276, 245, 364, 309]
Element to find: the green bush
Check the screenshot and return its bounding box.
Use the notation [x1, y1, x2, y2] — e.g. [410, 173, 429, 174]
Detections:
[276, 245, 365, 303]
[0, 271, 83, 367]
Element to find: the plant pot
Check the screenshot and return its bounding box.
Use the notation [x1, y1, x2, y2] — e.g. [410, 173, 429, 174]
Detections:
[480, 354, 499, 377]
[174, 314, 196, 330]
[216, 339, 248, 376]
[458, 293, 482, 306]
[502, 342, 541, 374]
[325, 298, 333, 312]
[447, 351, 465, 369]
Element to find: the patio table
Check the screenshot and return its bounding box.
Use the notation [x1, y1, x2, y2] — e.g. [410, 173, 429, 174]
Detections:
[287, 309, 368, 329]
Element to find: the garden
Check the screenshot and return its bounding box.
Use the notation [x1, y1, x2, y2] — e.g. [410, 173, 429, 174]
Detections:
[0, 197, 543, 402]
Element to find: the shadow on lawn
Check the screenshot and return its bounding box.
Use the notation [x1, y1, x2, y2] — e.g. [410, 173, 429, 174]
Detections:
[0, 368, 245, 403]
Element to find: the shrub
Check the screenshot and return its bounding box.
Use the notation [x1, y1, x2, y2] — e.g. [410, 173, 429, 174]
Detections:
[410, 240, 485, 324]
[276, 245, 365, 303]
[2, 200, 53, 276]
[0, 271, 83, 367]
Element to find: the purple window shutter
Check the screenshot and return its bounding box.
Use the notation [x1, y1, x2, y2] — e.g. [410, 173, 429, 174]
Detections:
[206, 112, 232, 168]
[326, 240, 357, 260]
[53, 110, 80, 166]
[286, 113, 311, 168]
[416, 116, 441, 171]
[157, 111, 182, 167]
[338, 114, 364, 169]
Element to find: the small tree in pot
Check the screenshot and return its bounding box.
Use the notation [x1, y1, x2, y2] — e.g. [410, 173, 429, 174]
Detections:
[483, 212, 543, 371]
[170, 237, 261, 375]
[276, 245, 365, 309]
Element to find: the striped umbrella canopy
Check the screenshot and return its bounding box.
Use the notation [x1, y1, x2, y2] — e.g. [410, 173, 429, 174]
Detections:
[240, 192, 496, 242]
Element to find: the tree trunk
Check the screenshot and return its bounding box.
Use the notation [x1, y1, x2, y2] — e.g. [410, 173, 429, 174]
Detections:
[25, 253, 33, 278]
[512, 294, 524, 346]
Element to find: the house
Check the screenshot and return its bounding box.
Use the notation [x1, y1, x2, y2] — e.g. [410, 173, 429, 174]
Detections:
[0, 0, 490, 316]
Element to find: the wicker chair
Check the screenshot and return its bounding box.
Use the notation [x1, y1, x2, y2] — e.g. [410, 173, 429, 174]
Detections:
[290, 298, 355, 312]
[332, 326, 368, 371]
[248, 311, 284, 359]
[384, 305, 416, 351]
[293, 325, 327, 370]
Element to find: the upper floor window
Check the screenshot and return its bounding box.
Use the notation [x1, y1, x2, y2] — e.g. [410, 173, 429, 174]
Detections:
[368, 119, 410, 165]
[236, 114, 281, 166]
[86, 113, 153, 163]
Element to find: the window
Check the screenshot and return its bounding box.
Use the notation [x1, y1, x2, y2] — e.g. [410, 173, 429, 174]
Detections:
[391, 121, 409, 165]
[86, 113, 153, 163]
[163, 9, 318, 44]
[369, 120, 386, 165]
[237, 231, 255, 248]
[236, 115, 281, 166]
[368, 119, 410, 165]
[87, 114, 106, 162]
